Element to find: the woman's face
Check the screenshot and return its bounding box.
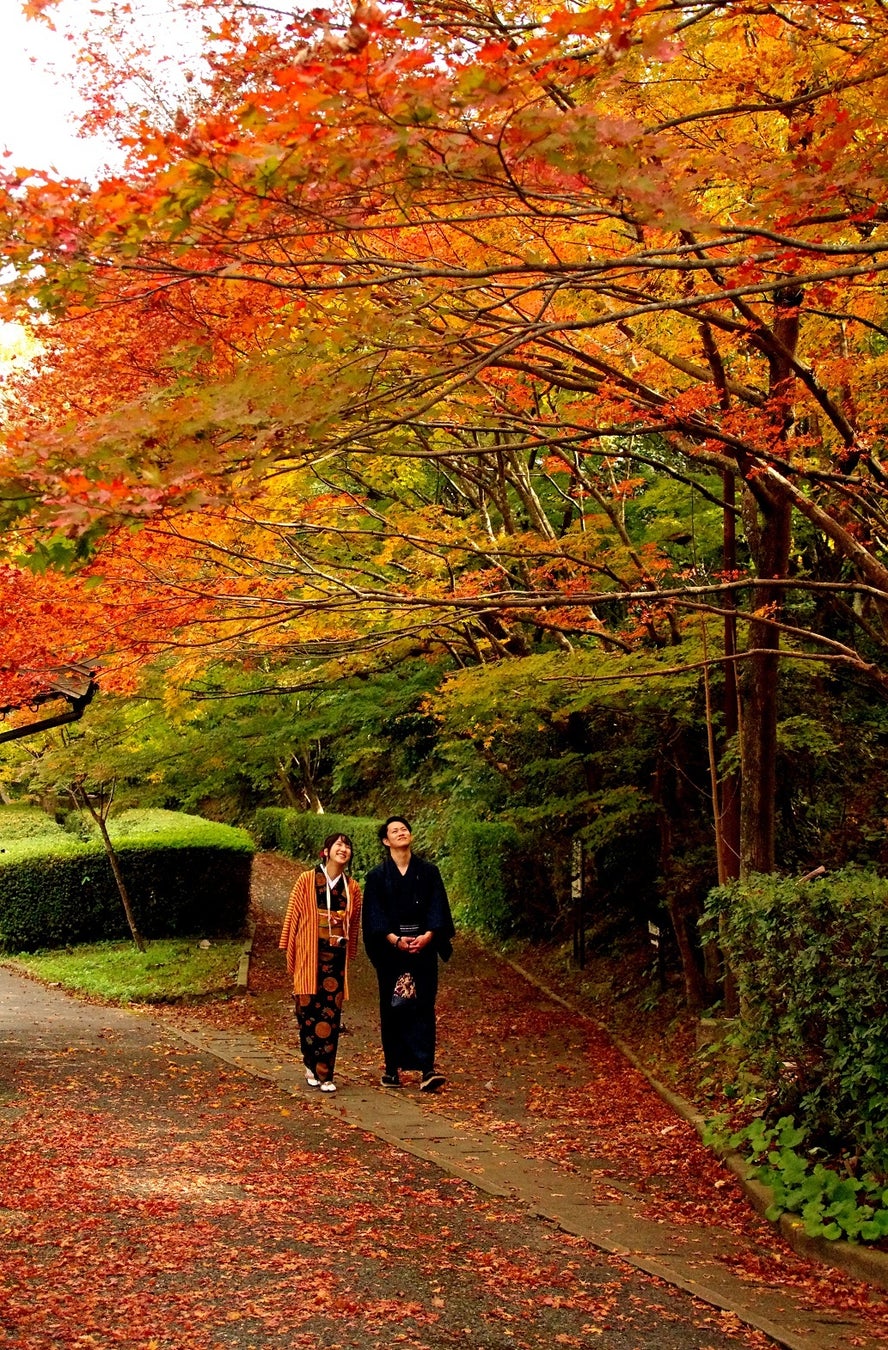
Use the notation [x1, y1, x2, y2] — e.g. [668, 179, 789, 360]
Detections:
[326, 836, 353, 866]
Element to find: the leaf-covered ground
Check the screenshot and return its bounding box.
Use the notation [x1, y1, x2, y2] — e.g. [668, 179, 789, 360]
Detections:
[4, 853, 887, 1347]
[156, 854, 888, 1341]
[0, 968, 769, 1350]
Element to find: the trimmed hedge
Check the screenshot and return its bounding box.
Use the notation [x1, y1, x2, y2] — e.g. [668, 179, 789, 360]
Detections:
[704, 868, 888, 1168]
[0, 809, 254, 952]
[0, 806, 67, 840]
[254, 809, 384, 876]
[442, 817, 553, 938]
[253, 807, 551, 937]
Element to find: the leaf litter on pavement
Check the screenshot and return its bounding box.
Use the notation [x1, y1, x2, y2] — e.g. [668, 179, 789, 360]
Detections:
[0, 1031, 771, 1350]
[3, 854, 886, 1347]
[156, 877, 888, 1344]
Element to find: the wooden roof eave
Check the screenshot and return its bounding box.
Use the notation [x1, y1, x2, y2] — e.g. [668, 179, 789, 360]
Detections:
[0, 665, 99, 745]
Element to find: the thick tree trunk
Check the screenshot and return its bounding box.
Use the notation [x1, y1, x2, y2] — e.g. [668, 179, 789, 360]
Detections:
[739, 631, 784, 875]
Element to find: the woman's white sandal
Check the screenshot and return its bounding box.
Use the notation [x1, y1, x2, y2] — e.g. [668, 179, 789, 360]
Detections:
[320, 1081, 337, 1093]
[305, 1068, 320, 1087]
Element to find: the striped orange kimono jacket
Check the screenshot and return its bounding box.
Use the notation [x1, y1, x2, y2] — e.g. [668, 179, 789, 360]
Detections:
[279, 868, 363, 998]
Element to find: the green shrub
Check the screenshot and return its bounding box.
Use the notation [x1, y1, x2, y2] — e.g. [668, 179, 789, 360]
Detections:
[60, 809, 93, 841]
[252, 808, 557, 937]
[0, 806, 67, 840]
[253, 809, 383, 877]
[253, 807, 288, 850]
[704, 867, 888, 1171]
[443, 817, 548, 938]
[107, 809, 254, 849]
[0, 811, 254, 952]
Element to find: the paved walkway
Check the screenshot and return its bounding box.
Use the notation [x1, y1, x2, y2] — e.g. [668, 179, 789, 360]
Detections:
[175, 854, 885, 1350]
[171, 1018, 879, 1350]
[1, 968, 779, 1350]
[1, 855, 886, 1349]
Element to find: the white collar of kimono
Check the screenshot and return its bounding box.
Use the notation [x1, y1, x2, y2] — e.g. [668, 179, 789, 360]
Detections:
[320, 864, 346, 927]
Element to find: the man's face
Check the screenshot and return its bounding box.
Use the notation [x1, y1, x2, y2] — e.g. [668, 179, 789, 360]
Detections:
[384, 821, 412, 849]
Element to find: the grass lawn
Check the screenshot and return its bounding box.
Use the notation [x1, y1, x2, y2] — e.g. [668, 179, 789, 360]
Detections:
[3, 938, 245, 1003]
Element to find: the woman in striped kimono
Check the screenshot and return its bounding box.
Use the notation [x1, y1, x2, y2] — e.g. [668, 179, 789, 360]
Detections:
[279, 833, 362, 1093]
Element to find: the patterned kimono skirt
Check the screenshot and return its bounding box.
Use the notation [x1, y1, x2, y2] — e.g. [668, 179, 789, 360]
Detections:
[296, 938, 346, 1083]
[376, 945, 438, 1075]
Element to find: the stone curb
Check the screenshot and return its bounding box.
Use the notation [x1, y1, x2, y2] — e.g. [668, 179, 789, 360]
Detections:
[502, 958, 888, 1295]
[235, 915, 256, 990]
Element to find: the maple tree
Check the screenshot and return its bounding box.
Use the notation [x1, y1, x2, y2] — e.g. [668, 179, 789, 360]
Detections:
[4, 0, 888, 896]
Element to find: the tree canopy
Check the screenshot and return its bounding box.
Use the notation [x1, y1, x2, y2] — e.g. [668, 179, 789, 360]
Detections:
[4, 0, 888, 884]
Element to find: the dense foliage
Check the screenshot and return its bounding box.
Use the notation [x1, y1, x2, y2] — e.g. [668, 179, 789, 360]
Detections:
[257, 806, 548, 936]
[705, 869, 888, 1171]
[4, 0, 888, 891]
[254, 808, 383, 877]
[7, 636, 888, 1002]
[0, 806, 68, 839]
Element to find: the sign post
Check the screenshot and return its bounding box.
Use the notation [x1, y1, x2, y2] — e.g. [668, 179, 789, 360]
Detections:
[648, 919, 666, 991]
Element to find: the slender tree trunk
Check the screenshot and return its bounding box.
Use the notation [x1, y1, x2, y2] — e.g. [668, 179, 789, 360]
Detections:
[276, 760, 302, 809]
[739, 285, 801, 876]
[720, 470, 742, 880]
[72, 781, 146, 952]
[700, 327, 742, 1009]
[291, 743, 324, 813]
[666, 898, 707, 1012]
[654, 757, 706, 1010]
[95, 814, 146, 953]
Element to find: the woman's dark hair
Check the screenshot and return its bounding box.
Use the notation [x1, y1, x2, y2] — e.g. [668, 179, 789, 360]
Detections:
[321, 832, 353, 858]
[379, 816, 411, 843]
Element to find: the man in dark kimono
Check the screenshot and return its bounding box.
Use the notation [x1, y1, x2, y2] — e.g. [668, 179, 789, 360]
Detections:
[362, 816, 455, 1091]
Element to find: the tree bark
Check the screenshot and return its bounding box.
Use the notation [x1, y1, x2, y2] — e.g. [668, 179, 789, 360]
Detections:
[738, 286, 801, 877]
[654, 755, 707, 1010]
[295, 744, 325, 814]
[72, 781, 146, 952]
[720, 469, 742, 881]
[276, 760, 303, 809]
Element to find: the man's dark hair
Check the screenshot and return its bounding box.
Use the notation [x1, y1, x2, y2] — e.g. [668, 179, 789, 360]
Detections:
[379, 816, 411, 843]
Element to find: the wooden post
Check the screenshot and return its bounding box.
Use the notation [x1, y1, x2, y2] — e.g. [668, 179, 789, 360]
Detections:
[571, 836, 585, 968]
